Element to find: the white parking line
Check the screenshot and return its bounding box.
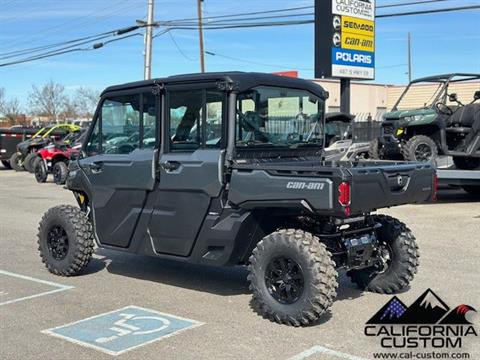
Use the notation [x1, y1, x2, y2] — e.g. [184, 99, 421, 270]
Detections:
[289, 346, 369, 360]
[0, 269, 73, 306]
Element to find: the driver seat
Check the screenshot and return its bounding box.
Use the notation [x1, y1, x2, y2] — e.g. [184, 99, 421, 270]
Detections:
[445, 103, 480, 134]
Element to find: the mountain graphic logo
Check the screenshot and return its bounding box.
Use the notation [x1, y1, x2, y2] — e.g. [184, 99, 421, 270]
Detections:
[367, 289, 477, 325]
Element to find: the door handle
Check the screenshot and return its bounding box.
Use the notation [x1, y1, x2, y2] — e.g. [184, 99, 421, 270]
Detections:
[89, 161, 103, 173]
[161, 161, 180, 172]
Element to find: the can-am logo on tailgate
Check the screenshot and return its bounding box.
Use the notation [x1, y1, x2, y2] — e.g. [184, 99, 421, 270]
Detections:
[286, 181, 325, 190]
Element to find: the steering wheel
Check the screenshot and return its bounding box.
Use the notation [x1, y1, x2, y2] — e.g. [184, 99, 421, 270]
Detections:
[435, 102, 453, 115]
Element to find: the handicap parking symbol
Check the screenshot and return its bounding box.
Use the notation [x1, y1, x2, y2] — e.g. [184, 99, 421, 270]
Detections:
[43, 306, 203, 355]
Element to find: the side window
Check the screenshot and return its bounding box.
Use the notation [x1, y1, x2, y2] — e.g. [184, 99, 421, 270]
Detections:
[170, 90, 202, 151]
[168, 89, 224, 152]
[142, 93, 157, 149]
[205, 90, 223, 148]
[102, 95, 140, 155]
[85, 119, 100, 156]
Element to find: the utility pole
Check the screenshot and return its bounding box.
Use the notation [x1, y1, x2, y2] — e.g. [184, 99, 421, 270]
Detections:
[407, 32, 412, 83]
[197, 0, 205, 73]
[144, 0, 155, 80]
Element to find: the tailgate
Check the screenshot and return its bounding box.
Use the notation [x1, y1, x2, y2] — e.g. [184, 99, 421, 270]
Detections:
[349, 162, 435, 213]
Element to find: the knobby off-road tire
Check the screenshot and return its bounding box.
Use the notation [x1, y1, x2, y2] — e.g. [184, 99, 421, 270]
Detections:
[38, 205, 94, 276]
[368, 139, 380, 159]
[34, 160, 48, 183]
[402, 135, 438, 162]
[248, 229, 338, 326]
[9, 153, 24, 171]
[1, 160, 12, 169]
[24, 152, 38, 173]
[348, 215, 419, 294]
[53, 161, 68, 185]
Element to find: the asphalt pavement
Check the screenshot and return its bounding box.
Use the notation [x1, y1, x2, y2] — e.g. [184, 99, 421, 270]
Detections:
[0, 164, 479, 360]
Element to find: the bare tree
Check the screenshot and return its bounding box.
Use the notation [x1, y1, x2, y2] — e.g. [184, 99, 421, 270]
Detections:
[74, 87, 100, 118]
[0, 87, 5, 115]
[3, 98, 22, 125]
[61, 97, 79, 120]
[28, 80, 66, 121]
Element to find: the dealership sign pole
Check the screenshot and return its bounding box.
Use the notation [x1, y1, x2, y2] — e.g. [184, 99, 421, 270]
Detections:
[315, 0, 376, 114]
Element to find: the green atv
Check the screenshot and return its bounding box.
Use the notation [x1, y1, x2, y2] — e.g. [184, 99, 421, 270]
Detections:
[371, 73, 480, 170]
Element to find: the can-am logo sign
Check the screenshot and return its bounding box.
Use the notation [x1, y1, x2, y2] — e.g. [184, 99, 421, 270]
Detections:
[332, 0, 375, 21]
[364, 289, 478, 349]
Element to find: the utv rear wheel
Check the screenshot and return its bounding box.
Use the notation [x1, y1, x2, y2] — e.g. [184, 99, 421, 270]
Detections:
[24, 152, 38, 173]
[38, 205, 94, 276]
[368, 139, 380, 159]
[1, 160, 11, 169]
[248, 229, 338, 326]
[53, 161, 68, 185]
[453, 157, 480, 170]
[402, 135, 438, 162]
[348, 215, 419, 294]
[9, 153, 24, 171]
[34, 160, 48, 183]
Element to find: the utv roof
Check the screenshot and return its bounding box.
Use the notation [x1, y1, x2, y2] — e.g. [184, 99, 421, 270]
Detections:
[102, 72, 328, 98]
[411, 73, 480, 84]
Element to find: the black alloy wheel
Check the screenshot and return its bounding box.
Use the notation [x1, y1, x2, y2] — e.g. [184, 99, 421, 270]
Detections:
[414, 143, 433, 162]
[47, 225, 69, 260]
[265, 256, 305, 305]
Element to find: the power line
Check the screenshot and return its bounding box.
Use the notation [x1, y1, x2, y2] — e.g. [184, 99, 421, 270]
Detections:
[377, 5, 480, 17]
[377, 0, 454, 9]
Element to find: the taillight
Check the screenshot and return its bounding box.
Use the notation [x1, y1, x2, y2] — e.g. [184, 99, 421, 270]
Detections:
[432, 173, 438, 202]
[338, 181, 351, 207]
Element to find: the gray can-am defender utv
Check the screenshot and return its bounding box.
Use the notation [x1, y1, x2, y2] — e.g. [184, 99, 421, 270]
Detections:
[38, 73, 436, 326]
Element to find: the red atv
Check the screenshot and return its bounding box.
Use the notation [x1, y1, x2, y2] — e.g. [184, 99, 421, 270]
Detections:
[33, 131, 85, 184]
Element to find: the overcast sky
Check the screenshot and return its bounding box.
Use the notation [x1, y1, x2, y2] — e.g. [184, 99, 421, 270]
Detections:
[0, 0, 479, 104]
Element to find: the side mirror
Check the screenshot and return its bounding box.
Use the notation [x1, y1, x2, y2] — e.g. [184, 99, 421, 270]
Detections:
[474, 90, 480, 101]
[448, 93, 458, 102]
[70, 152, 80, 161]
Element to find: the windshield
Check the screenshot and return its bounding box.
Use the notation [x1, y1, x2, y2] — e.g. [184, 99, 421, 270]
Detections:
[394, 82, 445, 110]
[236, 86, 325, 149]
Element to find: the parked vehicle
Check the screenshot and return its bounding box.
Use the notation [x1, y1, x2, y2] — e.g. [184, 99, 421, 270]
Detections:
[33, 130, 86, 184]
[0, 127, 42, 169]
[11, 124, 80, 172]
[371, 74, 480, 169]
[38, 73, 436, 326]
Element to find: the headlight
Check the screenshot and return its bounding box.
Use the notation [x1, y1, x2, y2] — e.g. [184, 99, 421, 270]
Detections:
[402, 115, 424, 122]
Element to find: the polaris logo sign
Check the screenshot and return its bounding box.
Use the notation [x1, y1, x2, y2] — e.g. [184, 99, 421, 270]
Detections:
[286, 181, 325, 190]
[332, 48, 374, 67]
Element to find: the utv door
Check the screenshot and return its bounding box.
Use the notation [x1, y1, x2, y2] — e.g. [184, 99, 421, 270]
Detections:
[79, 90, 159, 248]
[146, 86, 225, 256]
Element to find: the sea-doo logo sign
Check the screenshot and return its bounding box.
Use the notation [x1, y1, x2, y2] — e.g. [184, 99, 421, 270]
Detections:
[365, 289, 478, 350]
[286, 181, 325, 190]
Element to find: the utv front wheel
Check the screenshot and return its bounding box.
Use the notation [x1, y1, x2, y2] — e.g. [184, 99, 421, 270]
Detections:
[38, 205, 94, 276]
[248, 229, 338, 326]
[53, 161, 68, 185]
[402, 135, 438, 162]
[24, 152, 38, 173]
[348, 215, 419, 294]
[34, 160, 48, 183]
[9, 153, 24, 171]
